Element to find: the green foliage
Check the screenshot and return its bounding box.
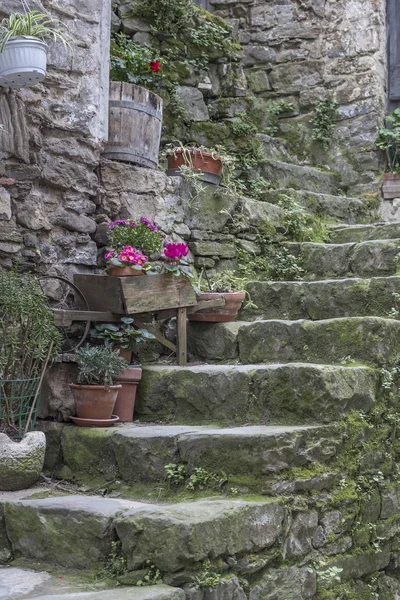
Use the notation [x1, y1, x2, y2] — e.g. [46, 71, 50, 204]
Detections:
[0, 11, 70, 52]
[133, 0, 196, 37]
[311, 563, 343, 586]
[228, 114, 257, 137]
[279, 194, 329, 243]
[0, 269, 62, 381]
[136, 560, 163, 587]
[165, 463, 186, 485]
[311, 96, 338, 151]
[90, 318, 155, 352]
[376, 108, 400, 173]
[194, 561, 225, 590]
[245, 177, 272, 201]
[266, 100, 294, 136]
[188, 20, 238, 58]
[107, 219, 164, 257]
[99, 541, 127, 580]
[110, 33, 165, 90]
[164, 463, 228, 491]
[74, 345, 128, 386]
[186, 467, 228, 491]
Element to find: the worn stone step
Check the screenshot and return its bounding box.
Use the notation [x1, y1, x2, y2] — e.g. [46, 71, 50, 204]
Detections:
[0, 566, 184, 600]
[40, 423, 341, 488]
[262, 160, 338, 194]
[188, 317, 400, 366]
[132, 363, 377, 426]
[264, 188, 377, 224]
[1, 495, 284, 575]
[241, 276, 400, 321]
[289, 239, 400, 280]
[329, 222, 400, 244]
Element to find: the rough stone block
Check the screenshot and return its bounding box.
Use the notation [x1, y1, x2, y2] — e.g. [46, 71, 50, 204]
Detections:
[0, 432, 46, 491]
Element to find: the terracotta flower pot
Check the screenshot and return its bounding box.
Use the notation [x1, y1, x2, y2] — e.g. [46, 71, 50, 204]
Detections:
[167, 150, 223, 185]
[69, 384, 122, 420]
[109, 267, 145, 277]
[114, 366, 142, 422]
[189, 291, 246, 323]
[115, 347, 132, 363]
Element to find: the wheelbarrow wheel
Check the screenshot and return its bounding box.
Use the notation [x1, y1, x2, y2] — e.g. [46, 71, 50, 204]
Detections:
[38, 275, 91, 353]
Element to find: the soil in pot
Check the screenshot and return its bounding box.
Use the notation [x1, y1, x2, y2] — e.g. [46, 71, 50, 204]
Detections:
[189, 291, 245, 323]
[109, 267, 145, 277]
[69, 384, 122, 420]
[114, 366, 142, 422]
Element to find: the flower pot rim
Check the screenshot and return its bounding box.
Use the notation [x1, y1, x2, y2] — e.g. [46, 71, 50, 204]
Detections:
[4, 36, 48, 47]
[171, 149, 222, 161]
[199, 291, 246, 298]
[69, 383, 122, 390]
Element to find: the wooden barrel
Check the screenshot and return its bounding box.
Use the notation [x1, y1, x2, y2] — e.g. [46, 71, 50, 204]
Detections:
[103, 81, 163, 168]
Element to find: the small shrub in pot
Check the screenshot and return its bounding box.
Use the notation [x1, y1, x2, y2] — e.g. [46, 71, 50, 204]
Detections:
[70, 346, 128, 421]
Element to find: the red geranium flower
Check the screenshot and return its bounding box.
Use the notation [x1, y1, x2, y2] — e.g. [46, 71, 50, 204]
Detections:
[149, 61, 161, 73]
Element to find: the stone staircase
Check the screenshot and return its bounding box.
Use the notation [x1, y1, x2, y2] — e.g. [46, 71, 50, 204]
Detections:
[3, 194, 400, 599]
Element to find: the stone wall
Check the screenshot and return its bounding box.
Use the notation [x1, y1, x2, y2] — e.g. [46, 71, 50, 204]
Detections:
[0, 0, 111, 278]
[113, 0, 387, 196]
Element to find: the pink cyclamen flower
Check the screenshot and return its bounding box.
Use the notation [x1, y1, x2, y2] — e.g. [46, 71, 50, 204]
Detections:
[164, 243, 189, 261]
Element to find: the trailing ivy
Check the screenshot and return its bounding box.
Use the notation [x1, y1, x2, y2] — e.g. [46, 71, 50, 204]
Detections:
[311, 96, 338, 151]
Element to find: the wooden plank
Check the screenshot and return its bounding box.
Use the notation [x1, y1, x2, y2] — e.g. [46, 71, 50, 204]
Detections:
[73, 274, 197, 315]
[74, 275, 126, 313]
[121, 274, 197, 313]
[132, 317, 177, 353]
[53, 309, 116, 326]
[189, 299, 225, 314]
[177, 308, 187, 367]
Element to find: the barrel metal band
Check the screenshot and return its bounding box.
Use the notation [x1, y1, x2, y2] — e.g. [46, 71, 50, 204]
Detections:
[109, 99, 162, 120]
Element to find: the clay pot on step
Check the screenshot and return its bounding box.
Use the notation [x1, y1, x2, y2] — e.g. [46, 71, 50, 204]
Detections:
[115, 347, 132, 363]
[69, 384, 122, 420]
[167, 149, 223, 185]
[114, 367, 142, 422]
[189, 291, 245, 323]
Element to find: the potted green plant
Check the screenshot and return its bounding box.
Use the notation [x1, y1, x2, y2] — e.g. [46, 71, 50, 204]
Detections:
[165, 144, 223, 185]
[0, 11, 70, 89]
[189, 270, 255, 323]
[90, 319, 155, 422]
[105, 217, 164, 276]
[376, 108, 400, 199]
[69, 345, 128, 426]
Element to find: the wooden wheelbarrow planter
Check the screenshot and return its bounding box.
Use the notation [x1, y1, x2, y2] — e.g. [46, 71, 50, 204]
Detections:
[52, 274, 225, 366]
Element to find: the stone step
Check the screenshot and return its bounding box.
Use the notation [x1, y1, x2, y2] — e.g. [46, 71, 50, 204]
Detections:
[0, 566, 184, 600]
[329, 222, 400, 244]
[264, 188, 377, 224]
[289, 239, 400, 281]
[1, 495, 284, 575]
[41, 423, 341, 489]
[241, 276, 400, 321]
[261, 160, 339, 194]
[188, 317, 400, 366]
[133, 363, 378, 426]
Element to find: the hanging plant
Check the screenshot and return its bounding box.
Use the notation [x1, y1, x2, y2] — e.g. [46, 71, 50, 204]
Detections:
[0, 10, 70, 89]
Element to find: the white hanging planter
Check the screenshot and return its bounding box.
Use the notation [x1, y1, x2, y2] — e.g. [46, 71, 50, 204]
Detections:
[0, 36, 48, 89]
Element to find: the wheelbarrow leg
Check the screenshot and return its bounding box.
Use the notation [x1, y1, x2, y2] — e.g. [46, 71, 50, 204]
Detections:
[177, 307, 187, 366]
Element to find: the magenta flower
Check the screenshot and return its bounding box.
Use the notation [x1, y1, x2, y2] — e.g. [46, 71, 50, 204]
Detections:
[104, 250, 114, 260]
[164, 243, 189, 261]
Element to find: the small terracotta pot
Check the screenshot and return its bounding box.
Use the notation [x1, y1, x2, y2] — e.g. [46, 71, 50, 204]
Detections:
[114, 366, 142, 422]
[115, 347, 132, 363]
[109, 267, 144, 277]
[69, 383, 122, 420]
[189, 291, 245, 323]
[167, 150, 223, 177]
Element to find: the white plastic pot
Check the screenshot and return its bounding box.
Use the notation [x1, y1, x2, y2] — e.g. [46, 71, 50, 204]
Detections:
[0, 36, 48, 89]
